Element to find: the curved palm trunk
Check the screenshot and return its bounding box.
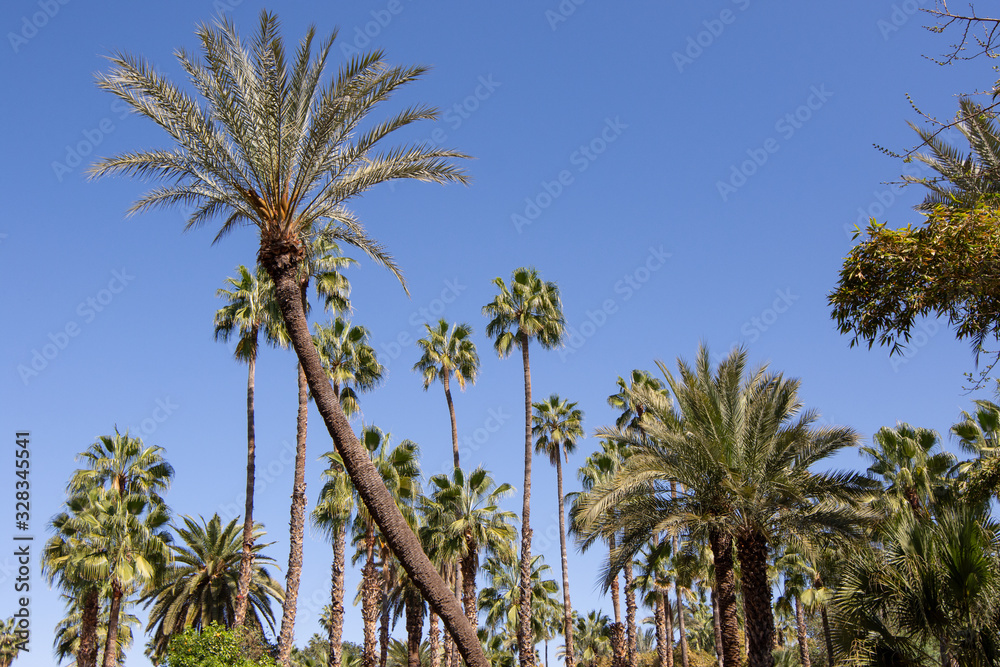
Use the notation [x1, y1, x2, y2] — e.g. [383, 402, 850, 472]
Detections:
[78, 587, 100, 667]
[235, 346, 258, 628]
[277, 351, 310, 665]
[624, 563, 637, 667]
[461, 539, 479, 630]
[518, 333, 535, 667]
[363, 528, 380, 667]
[443, 371, 460, 470]
[736, 531, 774, 667]
[709, 529, 740, 667]
[656, 592, 672, 667]
[102, 581, 123, 667]
[555, 453, 575, 667]
[406, 589, 425, 667]
[329, 521, 348, 667]
[795, 597, 810, 667]
[261, 252, 486, 667]
[429, 610, 441, 667]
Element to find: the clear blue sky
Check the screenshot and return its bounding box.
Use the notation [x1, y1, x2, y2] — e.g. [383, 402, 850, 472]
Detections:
[1, 2, 995, 665]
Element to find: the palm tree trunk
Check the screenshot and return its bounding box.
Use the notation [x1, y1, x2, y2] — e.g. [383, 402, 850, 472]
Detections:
[712, 586, 723, 667]
[78, 587, 100, 667]
[736, 531, 774, 667]
[329, 521, 347, 667]
[555, 454, 575, 667]
[676, 585, 689, 667]
[709, 529, 740, 667]
[277, 352, 310, 665]
[443, 371, 460, 470]
[609, 536, 621, 625]
[102, 581, 123, 667]
[820, 607, 833, 667]
[444, 566, 455, 667]
[624, 562, 637, 667]
[406, 589, 425, 667]
[381, 549, 391, 667]
[429, 610, 441, 667]
[363, 528, 379, 667]
[461, 541, 479, 630]
[609, 622, 627, 667]
[795, 597, 810, 667]
[518, 332, 535, 667]
[656, 592, 672, 667]
[235, 347, 258, 628]
[261, 251, 487, 667]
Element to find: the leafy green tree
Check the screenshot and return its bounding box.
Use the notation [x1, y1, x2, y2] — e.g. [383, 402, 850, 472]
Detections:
[483, 267, 565, 667]
[581, 346, 873, 667]
[215, 264, 287, 628]
[142, 514, 283, 662]
[533, 394, 584, 667]
[861, 423, 956, 518]
[164, 622, 276, 666]
[570, 611, 612, 667]
[88, 12, 478, 667]
[414, 320, 480, 470]
[952, 399, 1000, 503]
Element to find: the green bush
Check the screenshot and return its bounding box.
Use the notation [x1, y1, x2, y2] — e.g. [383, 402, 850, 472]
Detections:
[163, 623, 276, 667]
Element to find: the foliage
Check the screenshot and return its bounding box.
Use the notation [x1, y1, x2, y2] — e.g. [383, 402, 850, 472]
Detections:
[164, 623, 276, 666]
[0, 617, 25, 667]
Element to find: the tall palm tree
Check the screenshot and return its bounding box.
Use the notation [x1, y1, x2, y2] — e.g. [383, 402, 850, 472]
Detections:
[88, 12, 478, 667]
[579, 345, 874, 667]
[532, 394, 584, 667]
[142, 514, 284, 662]
[314, 451, 356, 667]
[314, 317, 384, 417]
[426, 466, 517, 629]
[215, 263, 287, 627]
[414, 320, 480, 470]
[483, 267, 565, 666]
[66, 431, 175, 667]
[861, 423, 956, 518]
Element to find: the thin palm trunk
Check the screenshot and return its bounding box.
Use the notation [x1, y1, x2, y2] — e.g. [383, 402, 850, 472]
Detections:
[657, 592, 672, 667]
[261, 255, 486, 667]
[518, 332, 535, 667]
[712, 586, 723, 667]
[277, 353, 310, 664]
[78, 587, 100, 667]
[329, 521, 347, 667]
[624, 562, 637, 667]
[406, 589, 424, 667]
[102, 581, 123, 667]
[736, 531, 774, 667]
[444, 371, 460, 470]
[444, 566, 455, 667]
[461, 539, 479, 630]
[555, 454, 575, 667]
[820, 606, 833, 667]
[429, 610, 441, 667]
[363, 529, 379, 667]
[795, 597, 810, 667]
[709, 529, 740, 667]
[676, 585, 689, 667]
[235, 347, 258, 628]
[381, 548, 391, 667]
[610, 535, 622, 625]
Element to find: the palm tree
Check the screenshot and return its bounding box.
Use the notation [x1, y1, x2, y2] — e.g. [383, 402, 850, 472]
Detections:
[426, 466, 517, 629]
[52, 596, 139, 667]
[478, 553, 561, 663]
[414, 320, 480, 470]
[633, 540, 673, 667]
[88, 13, 478, 667]
[314, 317, 384, 417]
[0, 618, 23, 667]
[951, 399, 1000, 503]
[65, 431, 175, 667]
[314, 452, 356, 667]
[570, 611, 612, 667]
[579, 345, 874, 667]
[142, 513, 284, 662]
[483, 267, 565, 666]
[350, 426, 422, 667]
[215, 263, 287, 627]
[861, 423, 956, 518]
[532, 394, 584, 667]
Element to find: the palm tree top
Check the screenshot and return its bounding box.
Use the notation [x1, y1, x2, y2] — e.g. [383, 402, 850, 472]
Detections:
[413, 319, 480, 391]
[532, 394, 585, 465]
[89, 10, 469, 291]
[482, 266, 565, 356]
